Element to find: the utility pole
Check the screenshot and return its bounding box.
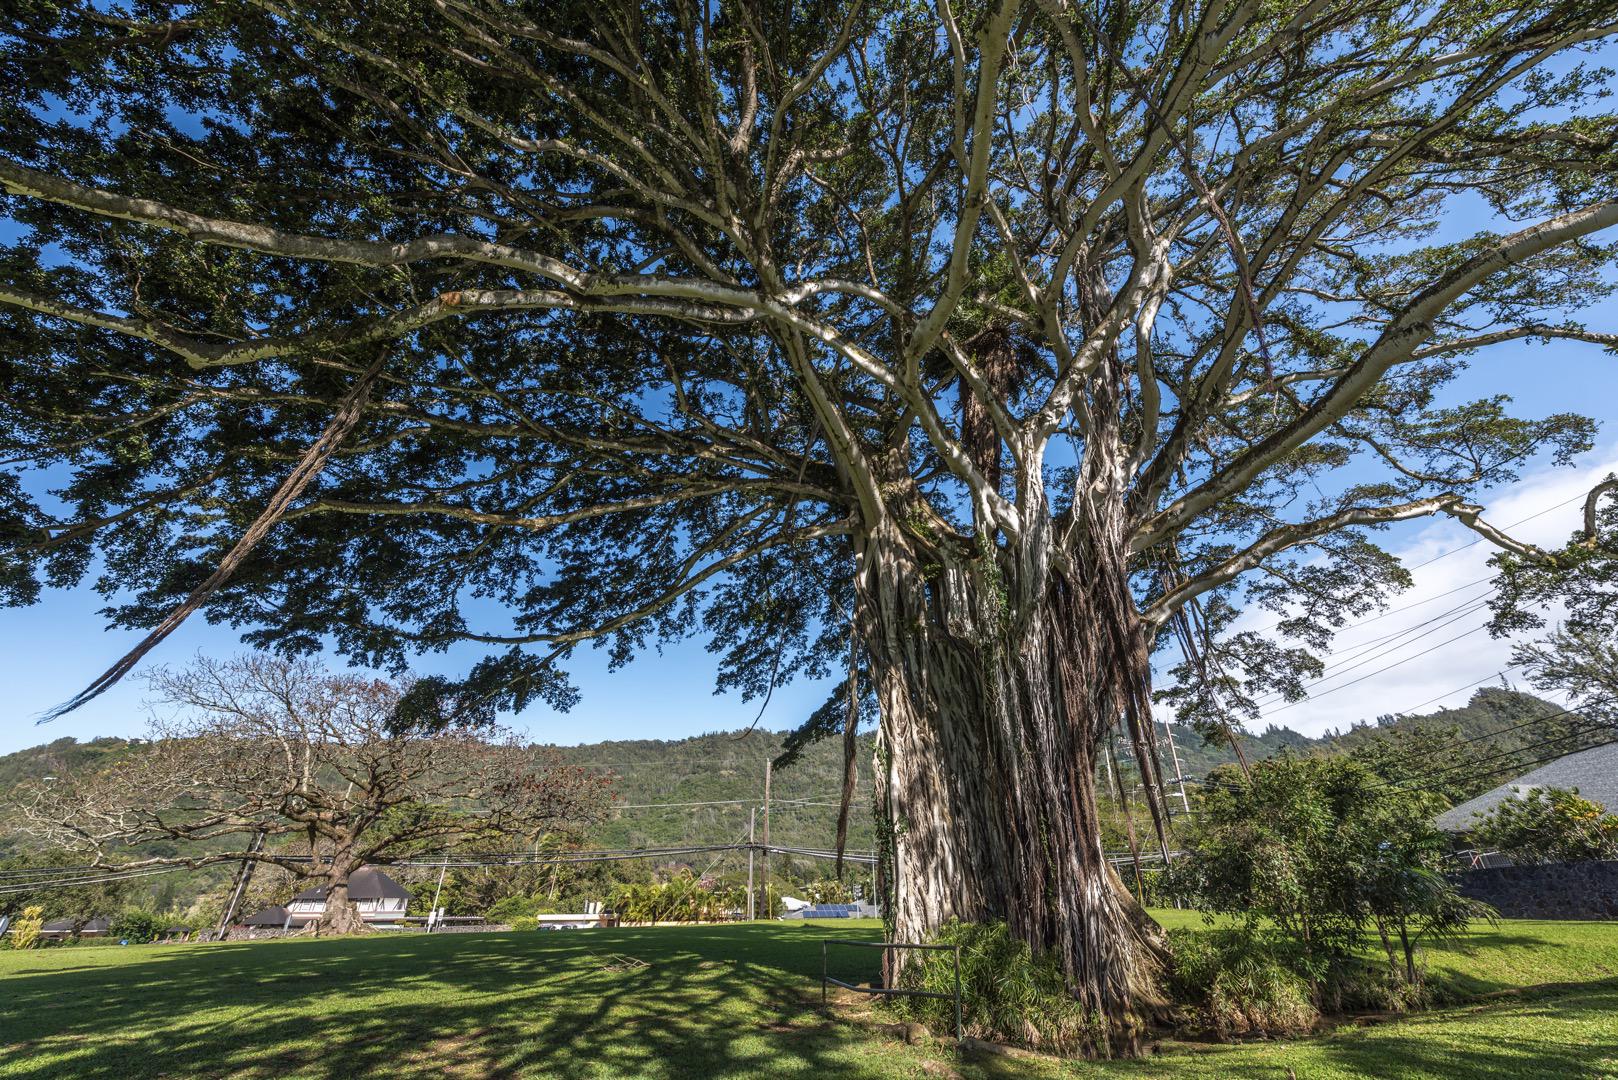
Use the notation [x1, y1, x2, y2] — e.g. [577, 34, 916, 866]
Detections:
[428, 859, 448, 932]
[1162, 718, 1192, 815]
[761, 760, 773, 919]
[215, 827, 266, 940]
[746, 807, 757, 921]
[1106, 733, 1147, 904]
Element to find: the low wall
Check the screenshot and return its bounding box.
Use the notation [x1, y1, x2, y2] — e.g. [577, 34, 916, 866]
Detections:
[1452, 859, 1618, 920]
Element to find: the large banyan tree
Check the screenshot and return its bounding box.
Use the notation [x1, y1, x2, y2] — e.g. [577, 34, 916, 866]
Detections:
[3, 0, 1617, 1050]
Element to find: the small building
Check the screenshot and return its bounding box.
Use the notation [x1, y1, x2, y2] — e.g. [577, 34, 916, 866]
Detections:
[39, 915, 111, 939]
[1435, 741, 1618, 835]
[285, 867, 411, 925]
[241, 905, 293, 930]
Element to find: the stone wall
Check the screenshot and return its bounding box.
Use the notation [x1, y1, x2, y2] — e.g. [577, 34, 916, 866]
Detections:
[1452, 859, 1618, 920]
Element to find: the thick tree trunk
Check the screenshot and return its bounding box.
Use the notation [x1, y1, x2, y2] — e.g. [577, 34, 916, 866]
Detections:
[858, 526, 1170, 1055]
[311, 863, 368, 936]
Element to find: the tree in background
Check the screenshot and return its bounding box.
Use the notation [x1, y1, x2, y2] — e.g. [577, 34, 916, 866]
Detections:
[3, 0, 1618, 1047]
[1172, 755, 1486, 1002]
[1513, 630, 1618, 733]
[1354, 777, 1495, 989]
[1349, 725, 1518, 807]
[13, 655, 613, 934]
[1172, 757, 1372, 991]
[108, 909, 166, 944]
[1469, 787, 1618, 864]
[0, 850, 139, 929]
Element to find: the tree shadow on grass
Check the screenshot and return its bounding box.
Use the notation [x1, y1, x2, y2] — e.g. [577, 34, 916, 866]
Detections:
[1313, 979, 1618, 1080]
[0, 925, 923, 1080]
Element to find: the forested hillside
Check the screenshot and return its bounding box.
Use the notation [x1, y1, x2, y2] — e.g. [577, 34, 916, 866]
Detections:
[1, 684, 1593, 920]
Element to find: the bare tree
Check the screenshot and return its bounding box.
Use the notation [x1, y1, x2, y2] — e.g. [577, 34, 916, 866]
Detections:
[16, 656, 613, 934]
[3, 0, 1618, 1046]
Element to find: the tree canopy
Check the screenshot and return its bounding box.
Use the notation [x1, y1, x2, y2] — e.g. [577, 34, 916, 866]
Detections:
[1, 0, 1614, 722]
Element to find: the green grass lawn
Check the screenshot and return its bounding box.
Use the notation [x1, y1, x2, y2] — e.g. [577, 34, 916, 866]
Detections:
[1, 915, 1614, 1079]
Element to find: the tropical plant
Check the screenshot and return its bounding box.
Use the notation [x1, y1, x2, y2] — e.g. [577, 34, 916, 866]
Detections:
[1165, 928, 1319, 1038]
[9, 905, 43, 951]
[1469, 787, 1618, 865]
[890, 919, 1102, 1055]
[611, 871, 728, 925]
[794, 878, 855, 905]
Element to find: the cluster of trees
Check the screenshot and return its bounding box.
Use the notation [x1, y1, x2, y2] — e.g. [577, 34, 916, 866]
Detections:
[10, 656, 615, 935]
[1170, 754, 1493, 1000]
[611, 872, 748, 925]
[1471, 788, 1618, 865]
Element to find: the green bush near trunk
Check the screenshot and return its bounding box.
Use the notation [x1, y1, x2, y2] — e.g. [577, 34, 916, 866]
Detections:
[1165, 928, 1319, 1037]
[887, 919, 1101, 1054]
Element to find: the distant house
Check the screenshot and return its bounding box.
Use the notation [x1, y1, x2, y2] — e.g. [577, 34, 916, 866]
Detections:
[1435, 742, 1618, 834]
[241, 905, 293, 930]
[39, 916, 110, 939]
[285, 867, 411, 925]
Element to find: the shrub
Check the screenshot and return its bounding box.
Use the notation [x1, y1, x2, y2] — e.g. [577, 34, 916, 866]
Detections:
[1166, 929, 1318, 1038]
[1171, 752, 1484, 1004]
[1470, 787, 1618, 865]
[109, 909, 165, 944]
[509, 916, 540, 932]
[9, 906, 43, 950]
[887, 920, 1100, 1054]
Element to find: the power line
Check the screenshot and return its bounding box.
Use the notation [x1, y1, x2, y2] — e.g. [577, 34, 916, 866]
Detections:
[1249, 595, 1495, 710]
[1386, 666, 1520, 716]
[0, 840, 895, 895]
[0, 864, 194, 895]
[1402, 491, 1587, 570]
[1243, 490, 1586, 637]
[1257, 623, 1492, 719]
[1246, 574, 1495, 635]
[1376, 708, 1615, 793]
[1308, 592, 1495, 671]
[1181, 698, 1613, 795]
[610, 792, 843, 810]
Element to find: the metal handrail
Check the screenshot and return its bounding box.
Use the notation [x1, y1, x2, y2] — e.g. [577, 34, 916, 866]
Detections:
[821, 938, 963, 1040]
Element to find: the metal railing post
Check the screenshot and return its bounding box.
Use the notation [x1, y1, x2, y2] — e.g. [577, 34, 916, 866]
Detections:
[953, 943, 962, 1041]
[821, 939, 827, 1007]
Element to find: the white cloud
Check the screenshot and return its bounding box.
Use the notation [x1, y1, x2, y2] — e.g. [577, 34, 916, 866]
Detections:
[1216, 445, 1618, 737]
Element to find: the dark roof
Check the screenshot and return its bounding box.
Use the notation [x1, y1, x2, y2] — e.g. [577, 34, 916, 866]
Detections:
[242, 905, 291, 927]
[291, 866, 411, 903]
[41, 916, 110, 933]
[1436, 741, 1618, 831]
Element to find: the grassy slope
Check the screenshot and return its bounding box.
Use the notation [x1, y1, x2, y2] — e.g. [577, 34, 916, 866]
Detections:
[3, 916, 1615, 1080]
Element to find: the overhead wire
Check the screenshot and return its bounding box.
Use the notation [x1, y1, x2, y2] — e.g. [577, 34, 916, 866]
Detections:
[1255, 623, 1493, 719]
[1248, 594, 1498, 710]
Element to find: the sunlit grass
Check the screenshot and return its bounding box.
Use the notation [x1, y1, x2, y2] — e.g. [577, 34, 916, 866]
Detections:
[2, 915, 1614, 1079]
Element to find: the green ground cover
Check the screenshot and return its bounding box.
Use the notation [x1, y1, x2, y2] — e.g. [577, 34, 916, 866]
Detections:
[1, 915, 1613, 1079]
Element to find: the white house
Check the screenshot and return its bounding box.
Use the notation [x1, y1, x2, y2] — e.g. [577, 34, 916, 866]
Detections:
[285, 867, 412, 925]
